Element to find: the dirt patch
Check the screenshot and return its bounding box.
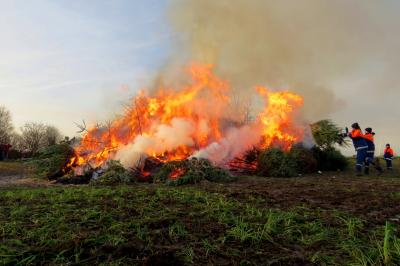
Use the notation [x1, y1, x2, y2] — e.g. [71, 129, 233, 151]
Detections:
[0, 175, 51, 187]
[198, 174, 400, 226]
[0, 161, 50, 187]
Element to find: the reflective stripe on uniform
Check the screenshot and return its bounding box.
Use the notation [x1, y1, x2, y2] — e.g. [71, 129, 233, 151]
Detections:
[356, 146, 368, 150]
[367, 151, 374, 153]
[356, 164, 363, 166]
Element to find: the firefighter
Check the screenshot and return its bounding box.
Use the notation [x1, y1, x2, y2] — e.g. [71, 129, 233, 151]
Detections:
[384, 144, 394, 170]
[362, 128, 382, 175]
[348, 122, 368, 176]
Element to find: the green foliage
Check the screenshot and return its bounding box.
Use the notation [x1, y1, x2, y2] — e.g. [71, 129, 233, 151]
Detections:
[27, 143, 74, 179]
[290, 144, 318, 174]
[257, 148, 297, 177]
[312, 146, 348, 171]
[311, 119, 348, 150]
[155, 158, 236, 186]
[257, 145, 317, 177]
[91, 160, 134, 185]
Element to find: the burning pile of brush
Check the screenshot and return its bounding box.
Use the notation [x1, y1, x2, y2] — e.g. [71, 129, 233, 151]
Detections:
[63, 62, 308, 183]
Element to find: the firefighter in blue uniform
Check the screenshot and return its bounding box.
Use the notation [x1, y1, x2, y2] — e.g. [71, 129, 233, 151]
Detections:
[348, 123, 368, 176]
[362, 128, 382, 175]
[384, 144, 394, 170]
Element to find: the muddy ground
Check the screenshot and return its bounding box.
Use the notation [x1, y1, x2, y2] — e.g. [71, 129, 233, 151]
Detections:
[0, 161, 48, 187]
[199, 173, 400, 226]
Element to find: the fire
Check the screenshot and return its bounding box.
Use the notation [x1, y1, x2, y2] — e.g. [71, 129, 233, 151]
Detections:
[67, 63, 305, 172]
[169, 168, 186, 180]
[257, 86, 304, 150]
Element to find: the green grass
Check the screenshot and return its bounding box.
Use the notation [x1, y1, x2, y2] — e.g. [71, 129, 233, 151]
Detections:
[1, 185, 399, 265]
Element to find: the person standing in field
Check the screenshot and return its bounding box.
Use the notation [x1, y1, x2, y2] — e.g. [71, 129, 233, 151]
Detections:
[362, 127, 383, 175]
[348, 123, 368, 176]
[384, 144, 394, 170]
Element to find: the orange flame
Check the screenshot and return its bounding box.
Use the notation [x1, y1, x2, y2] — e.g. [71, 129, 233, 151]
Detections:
[169, 168, 186, 180]
[67, 63, 305, 171]
[256, 86, 304, 150]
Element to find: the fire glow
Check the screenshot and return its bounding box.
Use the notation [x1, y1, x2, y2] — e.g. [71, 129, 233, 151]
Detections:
[68, 63, 305, 173]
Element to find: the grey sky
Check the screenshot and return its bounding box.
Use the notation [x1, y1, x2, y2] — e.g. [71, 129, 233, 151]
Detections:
[1, 0, 399, 155]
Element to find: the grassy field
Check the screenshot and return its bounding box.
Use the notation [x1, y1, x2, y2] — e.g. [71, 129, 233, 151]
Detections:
[1, 162, 400, 265]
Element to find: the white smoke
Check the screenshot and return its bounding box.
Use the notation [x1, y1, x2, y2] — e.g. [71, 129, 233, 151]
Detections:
[193, 125, 261, 165]
[154, 118, 196, 149]
[114, 135, 155, 168]
[115, 116, 265, 168]
[115, 118, 199, 168]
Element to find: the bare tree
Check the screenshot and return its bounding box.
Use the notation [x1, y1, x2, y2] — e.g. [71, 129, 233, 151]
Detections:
[20, 122, 47, 154]
[45, 125, 62, 146]
[10, 132, 24, 150]
[0, 106, 13, 144]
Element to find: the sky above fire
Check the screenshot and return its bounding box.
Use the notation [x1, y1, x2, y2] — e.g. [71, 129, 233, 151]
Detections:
[1, 0, 172, 135]
[1, 0, 399, 155]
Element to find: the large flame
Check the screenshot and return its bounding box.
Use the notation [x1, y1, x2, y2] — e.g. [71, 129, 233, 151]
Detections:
[68, 63, 305, 172]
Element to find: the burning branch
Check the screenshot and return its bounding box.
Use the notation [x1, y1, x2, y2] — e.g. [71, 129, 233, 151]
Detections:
[134, 98, 143, 135]
[75, 120, 87, 133]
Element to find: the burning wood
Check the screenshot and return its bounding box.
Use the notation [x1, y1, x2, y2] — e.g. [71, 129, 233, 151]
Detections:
[66, 63, 306, 173]
[131, 156, 163, 182]
[169, 168, 186, 180]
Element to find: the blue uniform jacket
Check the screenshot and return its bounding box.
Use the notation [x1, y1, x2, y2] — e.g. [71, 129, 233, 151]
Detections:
[349, 129, 368, 151]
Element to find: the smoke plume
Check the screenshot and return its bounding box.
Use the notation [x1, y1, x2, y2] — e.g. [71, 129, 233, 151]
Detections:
[168, 0, 400, 121]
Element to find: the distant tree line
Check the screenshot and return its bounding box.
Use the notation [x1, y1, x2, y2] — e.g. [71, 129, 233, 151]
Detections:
[0, 105, 63, 155]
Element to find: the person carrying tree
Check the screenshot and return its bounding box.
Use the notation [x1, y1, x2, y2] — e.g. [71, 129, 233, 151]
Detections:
[347, 122, 368, 176]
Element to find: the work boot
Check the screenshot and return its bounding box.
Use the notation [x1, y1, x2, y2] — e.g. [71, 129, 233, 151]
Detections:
[356, 170, 363, 176]
[364, 167, 369, 175]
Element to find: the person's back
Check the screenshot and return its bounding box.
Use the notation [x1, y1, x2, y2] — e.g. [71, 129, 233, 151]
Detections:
[349, 129, 368, 150]
[348, 123, 368, 175]
[362, 128, 381, 174]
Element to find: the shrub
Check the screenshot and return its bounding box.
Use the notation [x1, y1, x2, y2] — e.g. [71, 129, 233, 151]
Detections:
[155, 158, 236, 186]
[257, 148, 298, 177]
[290, 144, 318, 174]
[312, 146, 348, 171]
[257, 144, 347, 177]
[27, 143, 74, 179]
[91, 160, 134, 185]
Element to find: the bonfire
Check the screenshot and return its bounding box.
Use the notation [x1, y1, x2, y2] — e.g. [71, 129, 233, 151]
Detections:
[67, 63, 306, 177]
